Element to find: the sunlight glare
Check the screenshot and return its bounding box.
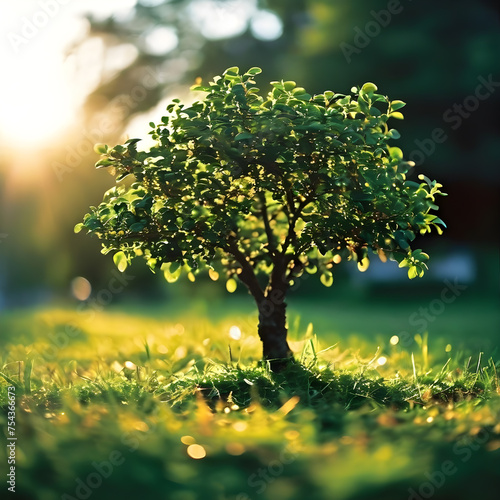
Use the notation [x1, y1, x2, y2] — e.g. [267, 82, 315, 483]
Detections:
[0, 64, 74, 149]
[0, 3, 84, 150]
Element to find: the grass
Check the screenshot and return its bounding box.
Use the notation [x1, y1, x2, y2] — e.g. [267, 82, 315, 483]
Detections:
[0, 298, 499, 500]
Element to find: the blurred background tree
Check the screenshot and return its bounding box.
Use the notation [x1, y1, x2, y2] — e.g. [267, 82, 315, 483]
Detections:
[0, 0, 498, 307]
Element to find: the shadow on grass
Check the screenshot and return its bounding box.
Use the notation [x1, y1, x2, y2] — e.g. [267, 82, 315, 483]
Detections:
[161, 360, 490, 413]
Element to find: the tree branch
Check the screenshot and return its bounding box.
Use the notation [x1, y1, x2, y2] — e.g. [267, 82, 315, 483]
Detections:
[281, 194, 314, 254]
[259, 192, 277, 259]
[227, 239, 264, 303]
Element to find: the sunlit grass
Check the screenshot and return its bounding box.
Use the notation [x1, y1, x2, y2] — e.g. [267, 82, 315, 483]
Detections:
[0, 305, 499, 500]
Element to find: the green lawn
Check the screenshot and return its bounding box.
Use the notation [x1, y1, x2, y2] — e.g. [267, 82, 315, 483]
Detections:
[0, 296, 499, 500]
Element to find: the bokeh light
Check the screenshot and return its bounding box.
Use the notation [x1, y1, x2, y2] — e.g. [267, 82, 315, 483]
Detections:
[377, 356, 388, 366]
[144, 26, 178, 55]
[188, 0, 256, 40]
[70, 277, 92, 301]
[390, 335, 399, 346]
[187, 444, 206, 459]
[250, 10, 283, 41]
[229, 325, 241, 340]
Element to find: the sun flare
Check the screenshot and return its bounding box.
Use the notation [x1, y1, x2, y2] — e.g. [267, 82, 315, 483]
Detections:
[0, 62, 74, 149]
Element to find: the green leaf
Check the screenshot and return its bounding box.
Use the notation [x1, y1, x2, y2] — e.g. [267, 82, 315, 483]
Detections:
[235, 132, 253, 141]
[357, 257, 370, 272]
[224, 66, 239, 76]
[387, 129, 401, 139]
[389, 111, 405, 120]
[163, 263, 182, 283]
[129, 222, 146, 232]
[361, 82, 378, 93]
[390, 100, 406, 111]
[389, 147, 403, 161]
[408, 266, 419, 279]
[94, 143, 108, 154]
[320, 271, 334, 287]
[113, 251, 128, 273]
[245, 67, 262, 76]
[74, 223, 84, 234]
[95, 159, 114, 168]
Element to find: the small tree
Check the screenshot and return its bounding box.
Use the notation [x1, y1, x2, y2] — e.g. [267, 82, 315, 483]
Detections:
[76, 67, 446, 370]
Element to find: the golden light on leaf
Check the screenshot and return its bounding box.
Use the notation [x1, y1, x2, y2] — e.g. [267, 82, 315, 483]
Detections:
[357, 257, 370, 272]
[320, 271, 333, 287]
[187, 444, 206, 459]
[333, 254, 342, 264]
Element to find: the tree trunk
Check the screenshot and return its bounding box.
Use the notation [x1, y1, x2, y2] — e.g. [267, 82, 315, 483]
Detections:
[257, 297, 293, 371]
[228, 240, 293, 371]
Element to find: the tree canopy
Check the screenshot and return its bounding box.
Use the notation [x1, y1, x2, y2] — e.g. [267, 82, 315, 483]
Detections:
[76, 66, 446, 294]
